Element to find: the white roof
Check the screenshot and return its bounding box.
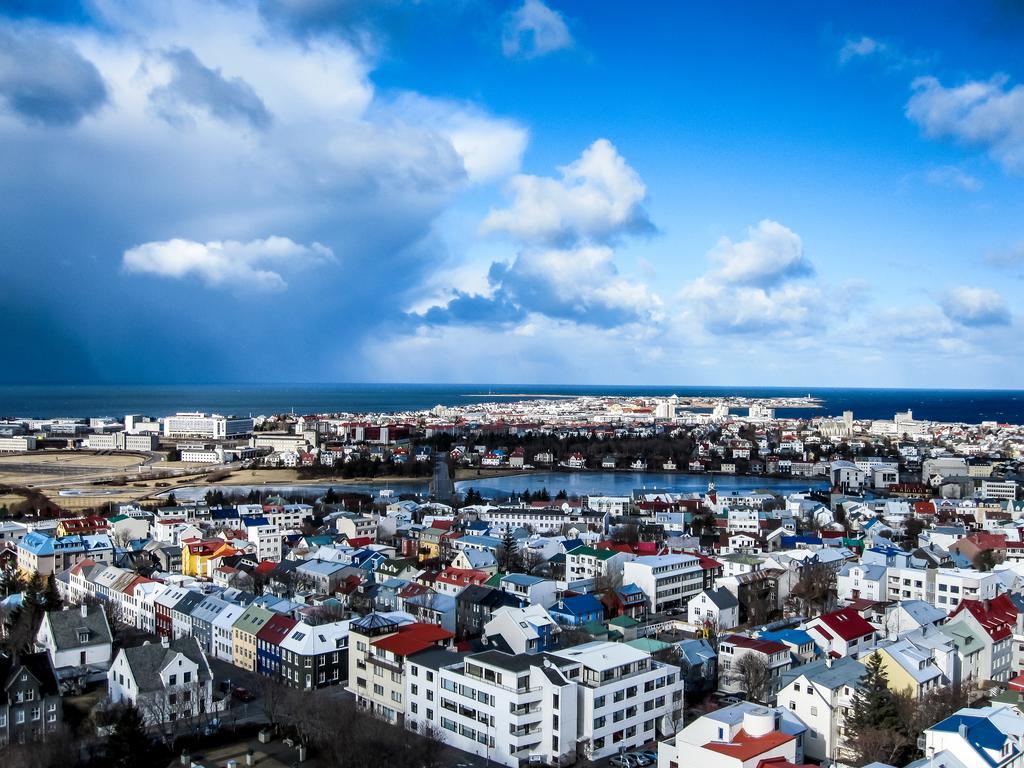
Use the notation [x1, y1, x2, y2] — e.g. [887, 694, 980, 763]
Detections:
[550, 640, 648, 672]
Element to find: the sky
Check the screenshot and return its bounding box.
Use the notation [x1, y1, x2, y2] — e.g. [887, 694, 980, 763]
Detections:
[2, 1, 1024, 388]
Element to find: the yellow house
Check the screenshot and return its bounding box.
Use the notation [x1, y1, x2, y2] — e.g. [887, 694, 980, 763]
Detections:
[873, 642, 945, 699]
[231, 604, 273, 672]
[181, 539, 236, 577]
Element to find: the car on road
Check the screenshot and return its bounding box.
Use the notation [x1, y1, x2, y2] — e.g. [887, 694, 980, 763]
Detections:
[610, 756, 642, 768]
[625, 753, 652, 766]
[232, 686, 256, 702]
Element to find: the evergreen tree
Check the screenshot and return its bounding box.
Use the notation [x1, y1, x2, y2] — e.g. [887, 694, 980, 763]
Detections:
[0, 563, 23, 597]
[555, 489, 568, 500]
[846, 652, 909, 765]
[324, 487, 339, 504]
[499, 526, 521, 573]
[105, 703, 151, 768]
[43, 574, 62, 611]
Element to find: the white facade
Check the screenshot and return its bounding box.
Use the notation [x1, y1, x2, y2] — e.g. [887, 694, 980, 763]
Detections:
[622, 553, 704, 613]
[163, 412, 253, 440]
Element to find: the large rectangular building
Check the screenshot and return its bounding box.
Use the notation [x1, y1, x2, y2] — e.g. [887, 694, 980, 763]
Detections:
[163, 412, 253, 440]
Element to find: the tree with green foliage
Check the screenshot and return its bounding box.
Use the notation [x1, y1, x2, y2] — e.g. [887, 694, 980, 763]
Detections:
[104, 703, 152, 768]
[0, 562, 23, 596]
[324, 487, 339, 504]
[555, 489, 568, 500]
[498, 526, 521, 573]
[43, 573, 62, 611]
[845, 652, 912, 766]
[462, 488, 484, 506]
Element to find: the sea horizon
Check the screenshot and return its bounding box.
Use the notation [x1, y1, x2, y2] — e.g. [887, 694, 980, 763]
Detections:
[2, 382, 1022, 424]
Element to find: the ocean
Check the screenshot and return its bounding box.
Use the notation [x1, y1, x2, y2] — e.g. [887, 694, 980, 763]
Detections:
[1, 383, 1023, 424]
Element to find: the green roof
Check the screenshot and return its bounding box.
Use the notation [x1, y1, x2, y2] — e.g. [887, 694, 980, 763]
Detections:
[570, 546, 617, 561]
[485, 572, 503, 587]
[608, 615, 639, 628]
[626, 638, 671, 653]
[582, 620, 610, 636]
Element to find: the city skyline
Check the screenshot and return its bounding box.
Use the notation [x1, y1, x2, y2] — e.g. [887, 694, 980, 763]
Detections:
[2, 2, 1024, 387]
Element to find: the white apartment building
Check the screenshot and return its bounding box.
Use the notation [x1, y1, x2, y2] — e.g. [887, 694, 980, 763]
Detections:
[244, 521, 283, 563]
[935, 568, 1001, 612]
[777, 656, 864, 763]
[980, 480, 1019, 502]
[886, 565, 934, 603]
[622, 553, 704, 613]
[586, 496, 631, 515]
[475, 507, 603, 536]
[548, 641, 685, 761]
[0, 435, 37, 452]
[405, 649, 578, 768]
[163, 412, 253, 440]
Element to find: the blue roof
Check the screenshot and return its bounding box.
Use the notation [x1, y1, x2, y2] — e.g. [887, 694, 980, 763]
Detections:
[759, 629, 814, 647]
[561, 539, 585, 552]
[242, 516, 270, 527]
[781, 535, 823, 547]
[212, 509, 239, 519]
[932, 715, 1011, 767]
[552, 594, 602, 617]
[617, 583, 645, 597]
[19, 531, 55, 556]
[677, 637, 716, 662]
[501, 573, 544, 586]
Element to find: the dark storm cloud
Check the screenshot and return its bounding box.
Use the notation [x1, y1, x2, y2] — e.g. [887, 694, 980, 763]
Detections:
[150, 48, 272, 130]
[0, 28, 107, 126]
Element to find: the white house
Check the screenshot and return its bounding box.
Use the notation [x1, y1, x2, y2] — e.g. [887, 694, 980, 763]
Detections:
[622, 553, 704, 613]
[688, 587, 740, 631]
[107, 636, 214, 726]
[35, 603, 113, 677]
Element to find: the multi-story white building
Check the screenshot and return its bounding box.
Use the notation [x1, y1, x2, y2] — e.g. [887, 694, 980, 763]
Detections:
[886, 565, 934, 603]
[980, 480, 1019, 502]
[935, 568, 1001, 612]
[405, 648, 579, 768]
[778, 656, 865, 763]
[162, 412, 253, 440]
[622, 553, 704, 613]
[549, 641, 684, 760]
[586, 496, 631, 515]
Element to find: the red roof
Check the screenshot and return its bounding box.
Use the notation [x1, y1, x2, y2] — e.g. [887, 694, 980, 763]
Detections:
[346, 536, 374, 548]
[254, 560, 277, 575]
[811, 608, 875, 642]
[371, 623, 453, 656]
[703, 729, 794, 760]
[950, 594, 1018, 642]
[256, 613, 297, 644]
[721, 634, 788, 655]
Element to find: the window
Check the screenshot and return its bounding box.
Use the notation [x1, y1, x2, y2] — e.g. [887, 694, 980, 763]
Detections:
[184, 671, 192, 683]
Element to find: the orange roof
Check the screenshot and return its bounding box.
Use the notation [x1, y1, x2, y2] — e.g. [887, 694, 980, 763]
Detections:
[704, 729, 795, 760]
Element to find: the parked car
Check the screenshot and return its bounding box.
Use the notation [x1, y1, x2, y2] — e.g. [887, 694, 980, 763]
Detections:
[232, 686, 255, 702]
[626, 753, 652, 766]
[610, 756, 641, 768]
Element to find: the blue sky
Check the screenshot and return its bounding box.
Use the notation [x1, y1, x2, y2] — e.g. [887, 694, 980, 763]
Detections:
[2, 1, 1023, 387]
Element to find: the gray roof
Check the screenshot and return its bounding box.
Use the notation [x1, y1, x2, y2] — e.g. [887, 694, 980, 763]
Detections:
[45, 604, 112, 651]
[703, 586, 739, 610]
[120, 637, 211, 693]
[408, 647, 465, 671]
[782, 655, 865, 689]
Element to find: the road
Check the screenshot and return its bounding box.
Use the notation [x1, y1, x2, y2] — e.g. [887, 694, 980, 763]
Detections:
[430, 455, 454, 502]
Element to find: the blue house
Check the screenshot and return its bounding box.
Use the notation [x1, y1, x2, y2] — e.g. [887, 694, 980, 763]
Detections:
[549, 594, 603, 626]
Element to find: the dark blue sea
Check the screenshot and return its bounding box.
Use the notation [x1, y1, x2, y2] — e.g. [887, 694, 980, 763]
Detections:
[0, 383, 1022, 424]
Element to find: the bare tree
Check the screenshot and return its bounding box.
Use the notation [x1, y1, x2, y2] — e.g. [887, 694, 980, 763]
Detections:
[790, 563, 835, 617]
[733, 653, 771, 703]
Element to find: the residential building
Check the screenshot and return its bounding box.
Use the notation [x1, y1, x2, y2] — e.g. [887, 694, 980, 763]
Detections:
[778, 656, 865, 763]
[718, 635, 792, 703]
[0, 652, 62, 746]
[658, 701, 807, 768]
[107, 636, 214, 726]
[805, 608, 878, 659]
[622, 553, 704, 613]
[688, 587, 740, 631]
[34, 603, 112, 678]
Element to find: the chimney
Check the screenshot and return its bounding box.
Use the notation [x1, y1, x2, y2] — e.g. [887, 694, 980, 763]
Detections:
[825, 656, 833, 668]
[161, 635, 170, 648]
[81, 603, 89, 619]
[959, 723, 968, 738]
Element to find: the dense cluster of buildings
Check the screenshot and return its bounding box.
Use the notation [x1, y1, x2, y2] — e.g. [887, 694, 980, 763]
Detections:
[2, 398, 1024, 764]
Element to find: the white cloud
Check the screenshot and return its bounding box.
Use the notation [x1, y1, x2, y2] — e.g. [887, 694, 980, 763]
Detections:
[706, 219, 813, 287]
[906, 74, 1024, 173]
[939, 286, 1012, 327]
[502, 0, 573, 59]
[122, 236, 334, 292]
[838, 36, 884, 64]
[383, 93, 528, 183]
[925, 165, 982, 191]
[482, 138, 651, 245]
